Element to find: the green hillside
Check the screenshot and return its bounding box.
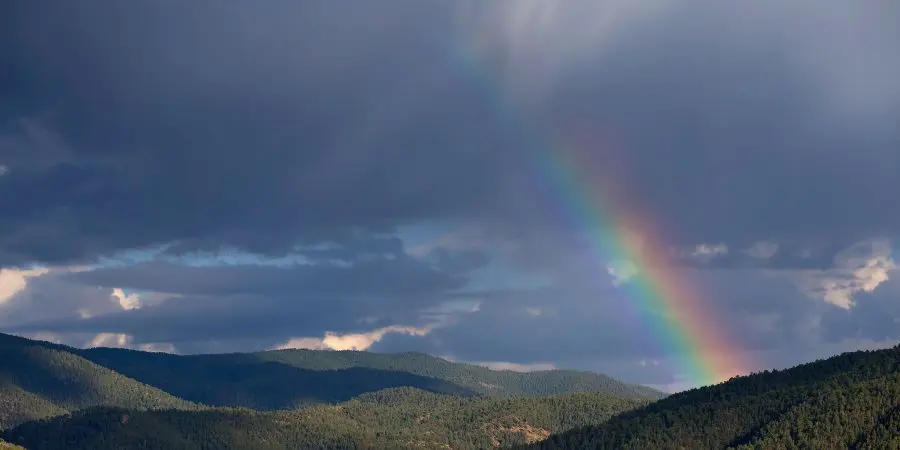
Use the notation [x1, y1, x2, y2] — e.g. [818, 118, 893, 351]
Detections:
[2, 388, 647, 449]
[77, 347, 478, 409]
[532, 344, 900, 449]
[74, 344, 663, 408]
[251, 348, 665, 399]
[0, 334, 197, 429]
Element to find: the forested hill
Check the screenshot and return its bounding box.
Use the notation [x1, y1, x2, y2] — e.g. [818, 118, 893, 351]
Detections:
[250, 348, 666, 398]
[531, 344, 900, 449]
[0, 439, 25, 450]
[0, 332, 661, 418]
[2, 387, 647, 450]
[0, 333, 198, 429]
[74, 339, 664, 403]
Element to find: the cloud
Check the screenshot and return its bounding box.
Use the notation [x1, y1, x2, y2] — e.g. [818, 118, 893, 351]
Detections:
[688, 243, 729, 263]
[87, 332, 132, 348]
[606, 260, 638, 285]
[744, 241, 779, 259]
[1, 1, 899, 389]
[110, 288, 141, 310]
[0, 267, 49, 304]
[470, 361, 557, 373]
[790, 239, 896, 309]
[273, 324, 433, 352]
[1, 1, 899, 268]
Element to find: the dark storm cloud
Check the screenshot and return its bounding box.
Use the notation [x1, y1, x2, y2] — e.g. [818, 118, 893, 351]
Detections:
[64, 257, 470, 299]
[2, 1, 898, 268]
[7, 293, 373, 344]
[819, 276, 900, 343]
[2, 0, 899, 387]
[373, 267, 814, 363]
[6, 244, 488, 343]
[0, 1, 522, 266]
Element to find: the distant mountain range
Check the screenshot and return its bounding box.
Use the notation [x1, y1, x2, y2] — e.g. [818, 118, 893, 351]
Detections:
[7, 331, 900, 449]
[0, 331, 661, 447]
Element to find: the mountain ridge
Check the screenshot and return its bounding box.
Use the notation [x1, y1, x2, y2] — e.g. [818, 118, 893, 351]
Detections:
[529, 344, 900, 449]
[0, 331, 662, 433]
[2, 387, 648, 449]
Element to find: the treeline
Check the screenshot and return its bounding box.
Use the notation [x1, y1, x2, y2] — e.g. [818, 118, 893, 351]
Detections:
[0, 331, 661, 430]
[532, 344, 900, 449]
[2, 388, 647, 449]
[79, 345, 664, 403]
[0, 335, 197, 429]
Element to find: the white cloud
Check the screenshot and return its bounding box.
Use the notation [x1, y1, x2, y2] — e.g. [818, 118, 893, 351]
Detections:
[87, 332, 133, 348]
[111, 288, 142, 310]
[607, 259, 638, 285]
[689, 243, 729, 262]
[472, 361, 557, 372]
[0, 267, 50, 304]
[138, 342, 178, 353]
[16, 331, 63, 345]
[744, 241, 779, 259]
[525, 307, 543, 317]
[273, 324, 434, 352]
[792, 239, 896, 309]
[0, 165, 8, 176]
[272, 337, 329, 351]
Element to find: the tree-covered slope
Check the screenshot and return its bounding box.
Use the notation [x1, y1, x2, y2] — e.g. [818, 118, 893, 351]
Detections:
[0, 439, 25, 450]
[78, 347, 477, 409]
[532, 344, 900, 449]
[2, 388, 647, 449]
[73, 343, 662, 408]
[251, 348, 665, 399]
[1, 332, 659, 415]
[0, 334, 197, 429]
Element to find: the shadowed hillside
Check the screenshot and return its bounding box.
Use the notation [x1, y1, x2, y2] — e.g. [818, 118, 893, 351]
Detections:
[2, 387, 647, 449]
[0, 334, 197, 429]
[250, 348, 665, 399]
[73, 341, 663, 407]
[1, 332, 659, 424]
[78, 347, 478, 409]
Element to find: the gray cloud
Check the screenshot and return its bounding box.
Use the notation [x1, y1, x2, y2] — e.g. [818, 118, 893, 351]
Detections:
[2, 1, 899, 388]
[1, 1, 898, 267]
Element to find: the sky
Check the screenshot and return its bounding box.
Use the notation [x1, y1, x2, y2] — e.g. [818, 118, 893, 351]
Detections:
[1, 0, 899, 392]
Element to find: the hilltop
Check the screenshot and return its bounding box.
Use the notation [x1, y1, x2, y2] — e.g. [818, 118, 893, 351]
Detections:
[0, 439, 25, 450]
[532, 344, 900, 449]
[0, 333, 197, 429]
[0, 332, 661, 430]
[70, 338, 664, 407]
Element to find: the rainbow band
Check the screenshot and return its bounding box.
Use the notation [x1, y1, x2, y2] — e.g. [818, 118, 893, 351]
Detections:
[453, 39, 748, 388]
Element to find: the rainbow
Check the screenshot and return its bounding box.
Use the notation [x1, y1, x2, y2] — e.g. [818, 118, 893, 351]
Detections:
[450, 35, 749, 388]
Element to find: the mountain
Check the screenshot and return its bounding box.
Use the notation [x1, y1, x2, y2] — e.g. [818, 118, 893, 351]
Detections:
[2, 387, 648, 449]
[532, 344, 900, 449]
[250, 349, 667, 399]
[0, 332, 660, 425]
[75, 347, 478, 409]
[0, 440, 25, 450]
[0, 333, 197, 429]
[71, 341, 664, 408]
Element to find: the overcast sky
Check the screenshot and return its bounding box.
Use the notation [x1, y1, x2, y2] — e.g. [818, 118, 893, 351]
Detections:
[2, 0, 899, 392]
